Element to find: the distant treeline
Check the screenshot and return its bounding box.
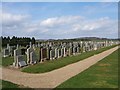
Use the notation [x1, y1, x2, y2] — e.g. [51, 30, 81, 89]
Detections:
[1, 36, 36, 47]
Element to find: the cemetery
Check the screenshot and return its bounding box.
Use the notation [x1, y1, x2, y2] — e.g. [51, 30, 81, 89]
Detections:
[1, 1, 119, 89]
[1, 37, 119, 89]
[1, 38, 119, 89]
[2, 39, 119, 70]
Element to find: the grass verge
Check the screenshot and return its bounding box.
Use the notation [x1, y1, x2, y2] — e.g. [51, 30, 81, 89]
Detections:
[22, 45, 118, 73]
[56, 48, 119, 88]
[1, 79, 33, 90]
[1, 79, 19, 89]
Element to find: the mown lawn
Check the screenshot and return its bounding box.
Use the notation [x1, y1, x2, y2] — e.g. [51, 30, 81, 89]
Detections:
[1, 57, 14, 67]
[22, 45, 118, 73]
[1, 79, 19, 89]
[1, 79, 33, 90]
[56, 48, 119, 88]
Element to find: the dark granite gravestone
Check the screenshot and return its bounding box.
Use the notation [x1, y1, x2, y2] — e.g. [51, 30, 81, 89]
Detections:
[47, 47, 50, 60]
[21, 48, 26, 55]
[42, 48, 47, 59]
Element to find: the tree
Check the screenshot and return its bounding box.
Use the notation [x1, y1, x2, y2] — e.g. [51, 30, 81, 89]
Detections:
[31, 37, 36, 44]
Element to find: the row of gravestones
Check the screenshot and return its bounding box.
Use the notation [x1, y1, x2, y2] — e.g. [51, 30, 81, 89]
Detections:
[13, 43, 37, 68]
[2, 40, 119, 68]
[2, 44, 18, 57]
[2, 44, 27, 58]
[34, 41, 115, 49]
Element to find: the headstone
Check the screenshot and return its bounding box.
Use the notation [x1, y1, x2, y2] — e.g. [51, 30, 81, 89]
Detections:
[69, 47, 73, 56]
[13, 49, 21, 66]
[57, 49, 60, 58]
[50, 50, 53, 60]
[40, 48, 47, 61]
[33, 44, 36, 50]
[61, 48, 64, 57]
[94, 44, 97, 50]
[10, 46, 16, 56]
[47, 47, 50, 60]
[17, 44, 19, 49]
[30, 51, 37, 64]
[7, 44, 9, 49]
[27, 47, 34, 64]
[63, 47, 66, 57]
[16, 55, 27, 67]
[19, 61, 27, 67]
[29, 42, 32, 48]
[21, 48, 26, 55]
[55, 48, 58, 59]
[3, 48, 9, 57]
[73, 47, 76, 55]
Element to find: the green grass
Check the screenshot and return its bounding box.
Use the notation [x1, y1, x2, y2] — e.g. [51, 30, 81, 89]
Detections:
[1, 80, 33, 90]
[1, 79, 19, 89]
[56, 48, 119, 88]
[1, 56, 14, 67]
[22, 45, 118, 73]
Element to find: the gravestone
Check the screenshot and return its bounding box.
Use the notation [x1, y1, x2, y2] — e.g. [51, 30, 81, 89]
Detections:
[10, 46, 16, 56]
[33, 44, 36, 50]
[27, 47, 34, 64]
[7, 44, 10, 49]
[40, 48, 47, 61]
[61, 48, 64, 57]
[63, 47, 66, 57]
[30, 51, 37, 64]
[42, 48, 47, 60]
[29, 42, 32, 48]
[50, 50, 53, 60]
[47, 47, 50, 60]
[52, 49, 55, 59]
[69, 47, 73, 56]
[55, 48, 58, 59]
[77, 47, 80, 53]
[21, 48, 26, 55]
[16, 55, 27, 67]
[94, 44, 97, 50]
[73, 47, 76, 55]
[13, 49, 22, 67]
[3, 48, 9, 57]
[16, 44, 19, 49]
[57, 49, 60, 58]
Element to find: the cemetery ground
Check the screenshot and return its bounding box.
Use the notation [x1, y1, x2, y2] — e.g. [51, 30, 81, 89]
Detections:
[56, 48, 119, 88]
[2, 45, 116, 73]
[1, 79, 19, 89]
[1, 44, 118, 73]
[21, 45, 117, 73]
[1, 79, 34, 89]
[1, 45, 118, 88]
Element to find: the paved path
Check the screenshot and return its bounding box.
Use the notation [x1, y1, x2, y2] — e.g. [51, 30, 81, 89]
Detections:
[1, 46, 118, 89]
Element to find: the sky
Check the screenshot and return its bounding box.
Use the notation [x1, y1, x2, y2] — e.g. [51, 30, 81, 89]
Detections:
[1, 2, 118, 39]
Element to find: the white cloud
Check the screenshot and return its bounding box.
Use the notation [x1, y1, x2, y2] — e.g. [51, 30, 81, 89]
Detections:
[2, 12, 118, 39]
[40, 16, 83, 27]
[1, 12, 29, 27]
